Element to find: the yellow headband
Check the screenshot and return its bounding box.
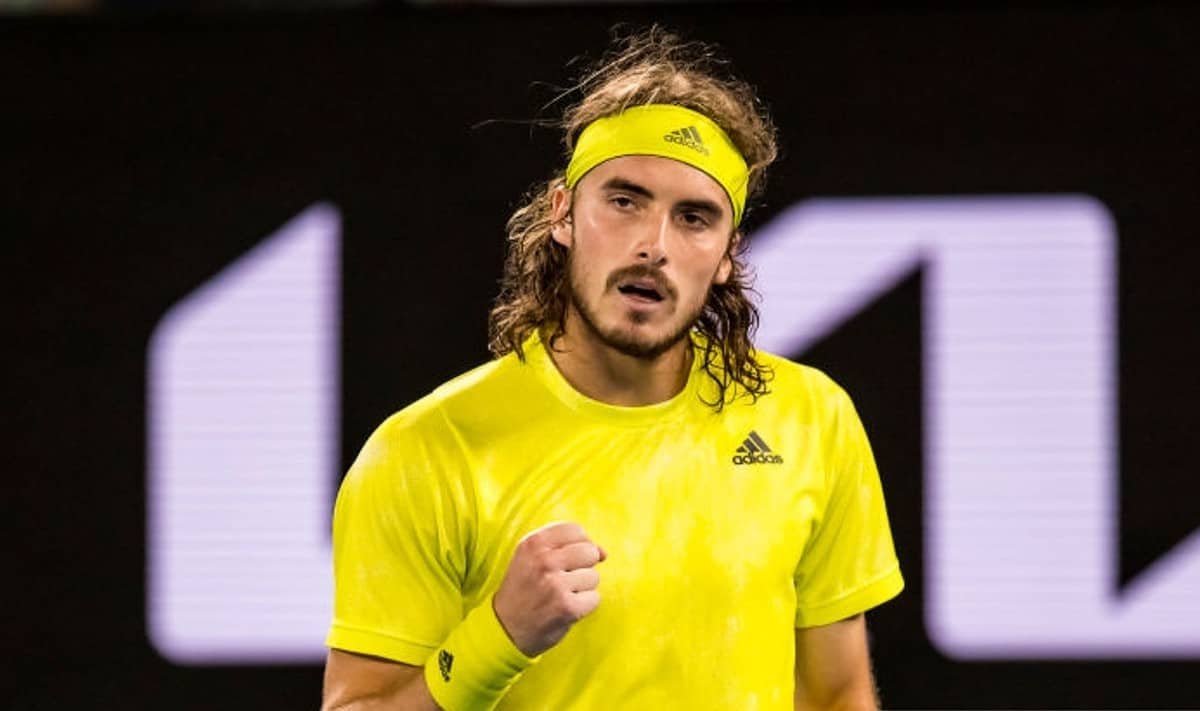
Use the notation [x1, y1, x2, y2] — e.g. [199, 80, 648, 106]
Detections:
[564, 104, 750, 226]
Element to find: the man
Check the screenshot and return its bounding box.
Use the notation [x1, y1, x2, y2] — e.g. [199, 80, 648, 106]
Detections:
[322, 28, 903, 711]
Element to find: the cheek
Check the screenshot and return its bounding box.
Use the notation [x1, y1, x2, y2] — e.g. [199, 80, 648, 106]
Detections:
[567, 245, 604, 294]
[569, 224, 619, 280]
[574, 203, 607, 233]
[684, 248, 731, 292]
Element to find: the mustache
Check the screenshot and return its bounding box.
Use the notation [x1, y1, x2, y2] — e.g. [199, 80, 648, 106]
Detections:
[605, 264, 676, 300]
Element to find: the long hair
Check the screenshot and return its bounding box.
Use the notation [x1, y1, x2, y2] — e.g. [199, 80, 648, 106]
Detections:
[487, 26, 779, 409]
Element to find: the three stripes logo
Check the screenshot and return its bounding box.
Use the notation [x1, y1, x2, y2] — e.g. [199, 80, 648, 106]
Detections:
[663, 125, 711, 156]
[732, 431, 784, 465]
[437, 649, 454, 681]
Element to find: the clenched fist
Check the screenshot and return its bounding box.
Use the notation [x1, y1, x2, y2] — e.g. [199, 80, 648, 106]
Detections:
[492, 522, 607, 658]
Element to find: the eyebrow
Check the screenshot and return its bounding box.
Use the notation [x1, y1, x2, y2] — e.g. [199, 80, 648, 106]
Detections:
[599, 176, 726, 220]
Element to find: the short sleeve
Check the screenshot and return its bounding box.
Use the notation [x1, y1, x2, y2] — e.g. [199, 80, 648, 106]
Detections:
[325, 408, 476, 664]
[793, 383, 904, 628]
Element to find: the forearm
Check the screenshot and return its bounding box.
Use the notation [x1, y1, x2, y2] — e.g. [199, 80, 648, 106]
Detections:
[322, 673, 442, 711]
[794, 657, 879, 711]
[323, 594, 536, 711]
[321, 649, 442, 711]
[794, 684, 877, 711]
[794, 615, 879, 711]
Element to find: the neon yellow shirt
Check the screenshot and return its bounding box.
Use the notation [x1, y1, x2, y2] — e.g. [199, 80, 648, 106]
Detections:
[327, 333, 903, 709]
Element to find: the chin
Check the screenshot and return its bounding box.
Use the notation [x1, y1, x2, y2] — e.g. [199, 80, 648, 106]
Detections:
[599, 320, 692, 360]
[567, 280, 700, 360]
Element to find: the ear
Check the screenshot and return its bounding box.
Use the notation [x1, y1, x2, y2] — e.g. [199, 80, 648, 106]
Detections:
[713, 230, 740, 285]
[550, 185, 573, 248]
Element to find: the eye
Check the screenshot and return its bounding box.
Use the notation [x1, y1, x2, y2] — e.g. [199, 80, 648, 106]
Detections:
[680, 212, 710, 229]
[610, 195, 636, 210]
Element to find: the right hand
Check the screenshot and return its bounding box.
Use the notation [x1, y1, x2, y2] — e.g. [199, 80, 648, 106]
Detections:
[492, 521, 607, 658]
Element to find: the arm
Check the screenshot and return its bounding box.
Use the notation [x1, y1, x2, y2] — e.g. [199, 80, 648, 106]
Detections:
[323, 415, 465, 711]
[321, 649, 440, 711]
[793, 614, 878, 711]
[792, 380, 903, 709]
[322, 522, 605, 711]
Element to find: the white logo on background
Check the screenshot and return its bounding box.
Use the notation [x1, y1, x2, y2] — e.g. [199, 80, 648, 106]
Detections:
[146, 196, 1200, 664]
[749, 196, 1200, 659]
[147, 203, 339, 664]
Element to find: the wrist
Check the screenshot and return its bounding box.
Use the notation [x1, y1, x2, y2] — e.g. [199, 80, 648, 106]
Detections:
[423, 593, 541, 711]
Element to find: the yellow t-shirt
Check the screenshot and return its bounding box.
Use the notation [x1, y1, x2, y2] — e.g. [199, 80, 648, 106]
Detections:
[326, 333, 903, 709]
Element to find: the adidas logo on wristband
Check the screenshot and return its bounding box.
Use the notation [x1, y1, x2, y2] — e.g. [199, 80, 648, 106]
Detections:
[437, 649, 454, 682]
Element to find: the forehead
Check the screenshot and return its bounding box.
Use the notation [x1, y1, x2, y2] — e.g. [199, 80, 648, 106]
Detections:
[577, 155, 730, 207]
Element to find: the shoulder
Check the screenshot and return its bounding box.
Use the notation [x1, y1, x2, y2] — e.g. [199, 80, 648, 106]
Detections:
[364, 352, 528, 452]
[721, 350, 864, 445]
[345, 356, 524, 497]
[429, 351, 525, 409]
[752, 349, 854, 411]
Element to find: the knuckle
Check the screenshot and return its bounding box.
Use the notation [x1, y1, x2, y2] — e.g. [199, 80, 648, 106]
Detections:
[563, 543, 592, 569]
[575, 592, 598, 618]
[544, 548, 564, 569]
[565, 600, 586, 622]
[515, 536, 536, 556]
[533, 559, 555, 581]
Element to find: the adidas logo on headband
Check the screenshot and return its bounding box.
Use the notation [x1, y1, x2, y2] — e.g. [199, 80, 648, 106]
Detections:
[663, 126, 711, 156]
[566, 105, 748, 225]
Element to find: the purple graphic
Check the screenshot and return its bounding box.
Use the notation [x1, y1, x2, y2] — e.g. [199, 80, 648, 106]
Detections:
[147, 204, 340, 663]
[144, 196, 1200, 664]
[749, 196, 1200, 659]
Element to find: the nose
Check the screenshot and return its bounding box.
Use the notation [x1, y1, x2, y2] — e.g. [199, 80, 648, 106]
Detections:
[634, 210, 670, 266]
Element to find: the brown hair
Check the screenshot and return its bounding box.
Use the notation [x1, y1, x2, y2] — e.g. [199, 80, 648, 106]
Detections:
[487, 25, 779, 409]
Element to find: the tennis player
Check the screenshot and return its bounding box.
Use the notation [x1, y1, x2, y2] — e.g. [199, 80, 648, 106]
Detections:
[321, 27, 903, 711]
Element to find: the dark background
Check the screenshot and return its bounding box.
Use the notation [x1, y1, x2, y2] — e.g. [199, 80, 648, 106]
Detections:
[4, 3, 1199, 708]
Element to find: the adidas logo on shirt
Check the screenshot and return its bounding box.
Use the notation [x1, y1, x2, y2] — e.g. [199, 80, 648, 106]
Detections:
[732, 430, 784, 465]
[663, 125, 711, 155]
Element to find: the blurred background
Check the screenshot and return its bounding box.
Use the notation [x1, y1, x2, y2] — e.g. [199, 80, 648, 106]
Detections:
[4, 1, 1199, 709]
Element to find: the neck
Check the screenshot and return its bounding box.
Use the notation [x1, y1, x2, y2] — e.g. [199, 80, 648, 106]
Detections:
[544, 311, 694, 407]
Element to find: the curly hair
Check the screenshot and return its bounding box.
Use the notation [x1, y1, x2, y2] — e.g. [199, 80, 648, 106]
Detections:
[487, 26, 779, 409]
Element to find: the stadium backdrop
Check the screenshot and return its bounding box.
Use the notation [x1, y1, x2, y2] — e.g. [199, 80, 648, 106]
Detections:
[4, 4, 1199, 709]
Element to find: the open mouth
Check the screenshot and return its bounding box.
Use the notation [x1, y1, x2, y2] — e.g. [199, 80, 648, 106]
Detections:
[617, 282, 664, 302]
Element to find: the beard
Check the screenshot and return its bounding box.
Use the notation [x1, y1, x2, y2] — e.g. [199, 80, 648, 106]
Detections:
[565, 251, 705, 360]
